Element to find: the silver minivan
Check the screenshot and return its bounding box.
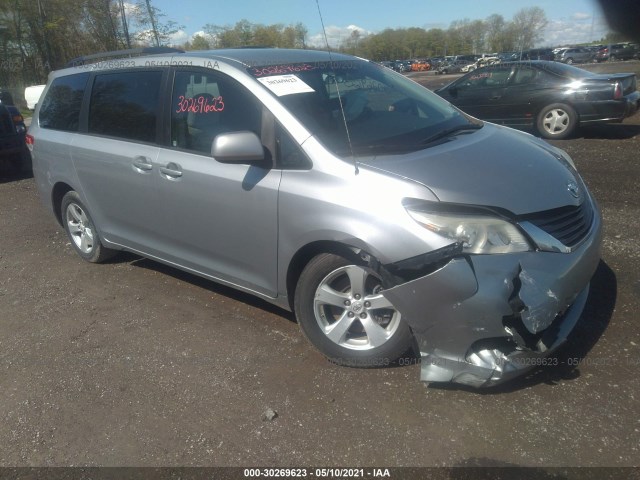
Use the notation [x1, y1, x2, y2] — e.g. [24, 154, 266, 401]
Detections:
[29, 48, 602, 387]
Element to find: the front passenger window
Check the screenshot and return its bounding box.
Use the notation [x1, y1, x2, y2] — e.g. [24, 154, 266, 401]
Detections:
[462, 68, 511, 88]
[171, 71, 261, 154]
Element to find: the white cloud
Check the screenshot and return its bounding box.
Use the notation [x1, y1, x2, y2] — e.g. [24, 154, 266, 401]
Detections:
[166, 29, 189, 46]
[307, 24, 371, 48]
[571, 12, 591, 21]
[190, 30, 217, 43]
[136, 28, 190, 47]
[540, 15, 610, 46]
[122, 1, 137, 17]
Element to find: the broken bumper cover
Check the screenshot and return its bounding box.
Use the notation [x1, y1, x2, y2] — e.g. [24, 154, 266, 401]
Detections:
[382, 206, 603, 388]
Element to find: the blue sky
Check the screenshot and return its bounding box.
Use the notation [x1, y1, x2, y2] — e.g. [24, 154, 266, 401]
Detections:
[149, 0, 610, 48]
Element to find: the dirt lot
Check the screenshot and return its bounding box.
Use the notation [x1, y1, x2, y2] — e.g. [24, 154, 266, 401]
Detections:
[1, 61, 639, 471]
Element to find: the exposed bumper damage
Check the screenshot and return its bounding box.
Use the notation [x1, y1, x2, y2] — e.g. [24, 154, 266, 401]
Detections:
[380, 210, 603, 388]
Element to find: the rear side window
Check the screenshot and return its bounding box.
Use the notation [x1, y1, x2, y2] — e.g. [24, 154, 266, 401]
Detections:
[89, 70, 163, 143]
[39, 73, 90, 132]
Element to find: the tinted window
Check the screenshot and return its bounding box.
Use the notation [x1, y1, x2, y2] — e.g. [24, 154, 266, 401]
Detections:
[460, 67, 512, 88]
[171, 70, 262, 154]
[39, 73, 89, 132]
[512, 66, 538, 85]
[539, 62, 593, 79]
[0, 105, 14, 136]
[0, 91, 14, 104]
[89, 70, 163, 143]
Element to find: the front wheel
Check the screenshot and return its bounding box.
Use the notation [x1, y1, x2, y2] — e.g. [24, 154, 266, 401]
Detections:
[536, 103, 578, 140]
[61, 191, 116, 263]
[294, 253, 413, 367]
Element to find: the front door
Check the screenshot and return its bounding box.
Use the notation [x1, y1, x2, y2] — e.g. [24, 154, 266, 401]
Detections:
[153, 69, 281, 297]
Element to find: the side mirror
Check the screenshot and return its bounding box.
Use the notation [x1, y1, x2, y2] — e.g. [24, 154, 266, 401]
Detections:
[211, 131, 265, 163]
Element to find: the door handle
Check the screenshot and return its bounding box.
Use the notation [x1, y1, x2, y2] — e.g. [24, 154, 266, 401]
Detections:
[132, 157, 153, 172]
[160, 162, 183, 179]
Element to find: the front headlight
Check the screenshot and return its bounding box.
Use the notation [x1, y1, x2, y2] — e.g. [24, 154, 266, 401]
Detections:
[406, 209, 531, 254]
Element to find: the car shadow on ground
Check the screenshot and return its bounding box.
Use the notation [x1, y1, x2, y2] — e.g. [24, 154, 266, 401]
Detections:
[428, 260, 617, 394]
[117, 251, 616, 389]
[578, 122, 640, 140]
[0, 166, 32, 183]
[117, 252, 298, 324]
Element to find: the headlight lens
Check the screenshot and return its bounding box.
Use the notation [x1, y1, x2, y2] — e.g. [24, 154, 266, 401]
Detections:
[406, 209, 531, 254]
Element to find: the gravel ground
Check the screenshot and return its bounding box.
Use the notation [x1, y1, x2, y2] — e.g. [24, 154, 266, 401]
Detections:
[0, 61, 639, 470]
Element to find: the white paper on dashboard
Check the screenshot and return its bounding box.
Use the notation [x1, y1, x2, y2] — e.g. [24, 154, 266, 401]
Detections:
[257, 75, 315, 96]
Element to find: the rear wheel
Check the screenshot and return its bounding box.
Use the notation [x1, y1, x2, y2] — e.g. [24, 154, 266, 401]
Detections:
[294, 253, 413, 367]
[61, 191, 116, 263]
[536, 103, 578, 140]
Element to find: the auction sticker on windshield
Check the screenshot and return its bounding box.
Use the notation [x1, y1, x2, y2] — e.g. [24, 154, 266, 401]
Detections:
[257, 74, 315, 96]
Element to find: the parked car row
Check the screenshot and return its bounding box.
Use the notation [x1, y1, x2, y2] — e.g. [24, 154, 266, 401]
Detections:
[379, 43, 639, 75]
[594, 43, 639, 62]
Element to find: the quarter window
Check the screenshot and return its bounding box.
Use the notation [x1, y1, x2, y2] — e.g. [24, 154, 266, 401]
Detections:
[88, 70, 163, 143]
[513, 67, 537, 85]
[39, 73, 90, 132]
[276, 124, 311, 170]
[171, 70, 261, 154]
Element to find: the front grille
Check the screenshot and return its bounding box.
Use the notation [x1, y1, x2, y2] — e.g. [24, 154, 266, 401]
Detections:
[520, 201, 594, 248]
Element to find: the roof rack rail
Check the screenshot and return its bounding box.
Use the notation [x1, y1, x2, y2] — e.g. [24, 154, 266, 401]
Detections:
[66, 47, 185, 68]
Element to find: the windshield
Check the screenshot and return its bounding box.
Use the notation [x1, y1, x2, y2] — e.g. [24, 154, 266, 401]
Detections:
[249, 59, 477, 156]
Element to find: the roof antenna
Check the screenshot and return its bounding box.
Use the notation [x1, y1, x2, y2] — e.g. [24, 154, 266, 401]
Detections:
[315, 0, 359, 175]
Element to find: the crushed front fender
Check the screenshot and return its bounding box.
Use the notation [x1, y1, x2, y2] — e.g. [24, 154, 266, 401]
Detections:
[381, 208, 602, 388]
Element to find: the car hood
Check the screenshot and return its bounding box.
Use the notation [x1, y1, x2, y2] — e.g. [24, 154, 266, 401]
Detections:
[358, 123, 584, 215]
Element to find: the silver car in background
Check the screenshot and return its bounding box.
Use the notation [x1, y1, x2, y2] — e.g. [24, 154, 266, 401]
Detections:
[29, 48, 602, 388]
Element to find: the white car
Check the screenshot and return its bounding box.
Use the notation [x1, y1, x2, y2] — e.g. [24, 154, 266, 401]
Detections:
[24, 85, 46, 110]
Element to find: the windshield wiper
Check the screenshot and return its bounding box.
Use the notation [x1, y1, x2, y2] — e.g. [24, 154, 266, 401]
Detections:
[420, 123, 483, 145]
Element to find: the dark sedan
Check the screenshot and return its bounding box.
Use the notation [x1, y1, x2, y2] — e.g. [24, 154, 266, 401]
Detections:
[435, 61, 640, 139]
[0, 104, 25, 172]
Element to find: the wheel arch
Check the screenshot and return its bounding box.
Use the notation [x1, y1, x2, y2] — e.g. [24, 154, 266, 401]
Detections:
[51, 182, 75, 226]
[285, 240, 377, 311]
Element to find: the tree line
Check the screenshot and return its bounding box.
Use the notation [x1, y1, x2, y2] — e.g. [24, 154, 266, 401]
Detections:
[0, 1, 623, 97]
[185, 8, 549, 60]
[0, 0, 183, 89]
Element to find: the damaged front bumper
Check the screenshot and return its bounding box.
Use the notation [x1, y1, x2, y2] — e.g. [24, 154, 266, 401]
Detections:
[381, 204, 603, 388]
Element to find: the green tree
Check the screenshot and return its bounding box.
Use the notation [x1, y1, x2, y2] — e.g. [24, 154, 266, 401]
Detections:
[188, 34, 210, 50]
[133, 0, 183, 46]
[511, 7, 548, 51]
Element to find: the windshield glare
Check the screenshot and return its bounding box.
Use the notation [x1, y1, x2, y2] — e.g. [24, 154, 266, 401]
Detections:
[250, 60, 474, 156]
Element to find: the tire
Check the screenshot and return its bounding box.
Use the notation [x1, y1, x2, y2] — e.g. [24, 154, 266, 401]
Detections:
[565, 58, 573, 64]
[536, 103, 578, 140]
[609, 54, 617, 62]
[294, 253, 413, 367]
[20, 147, 32, 175]
[61, 191, 116, 263]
